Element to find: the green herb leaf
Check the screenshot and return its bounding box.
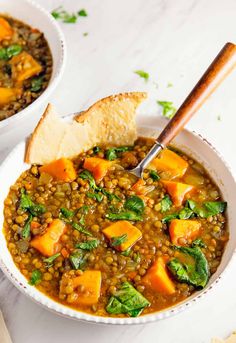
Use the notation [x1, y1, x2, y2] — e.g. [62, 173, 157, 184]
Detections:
[101, 189, 121, 201]
[124, 196, 145, 215]
[105, 146, 130, 161]
[31, 76, 43, 92]
[19, 188, 46, 216]
[149, 170, 160, 181]
[111, 234, 127, 247]
[161, 195, 172, 213]
[0, 45, 22, 60]
[162, 213, 179, 223]
[51, 6, 77, 23]
[87, 192, 103, 202]
[121, 248, 131, 256]
[21, 214, 33, 239]
[167, 246, 209, 288]
[133, 252, 141, 263]
[78, 9, 88, 17]
[80, 170, 100, 191]
[106, 211, 142, 221]
[158, 101, 176, 119]
[178, 207, 194, 219]
[93, 146, 101, 154]
[60, 208, 74, 219]
[106, 282, 150, 317]
[75, 239, 99, 251]
[72, 222, 92, 236]
[69, 250, 86, 270]
[192, 238, 206, 248]
[43, 253, 61, 267]
[134, 70, 149, 82]
[29, 270, 42, 286]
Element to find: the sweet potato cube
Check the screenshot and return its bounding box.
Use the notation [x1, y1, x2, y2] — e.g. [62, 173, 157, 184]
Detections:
[31, 219, 66, 256]
[169, 219, 201, 245]
[0, 87, 22, 107]
[0, 18, 13, 41]
[102, 220, 142, 251]
[72, 271, 102, 305]
[162, 180, 194, 207]
[39, 158, 77, 182]
[149, 149, 188, 178]
[142, 256, 175, 295]
[10, 51, 42, 81]
[83, 157, 112, 181]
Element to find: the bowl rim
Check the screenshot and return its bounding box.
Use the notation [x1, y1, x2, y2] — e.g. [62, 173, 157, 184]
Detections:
[0, 123, 235, 325]
[0, 0, 66, 130]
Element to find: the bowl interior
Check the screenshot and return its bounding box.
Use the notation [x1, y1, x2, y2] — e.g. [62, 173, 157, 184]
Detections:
[0, 119, 236, 324]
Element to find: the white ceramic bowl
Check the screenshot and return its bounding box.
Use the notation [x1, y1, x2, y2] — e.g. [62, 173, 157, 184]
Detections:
[0, 117, 235, 325]
[0, 0, 66, 150]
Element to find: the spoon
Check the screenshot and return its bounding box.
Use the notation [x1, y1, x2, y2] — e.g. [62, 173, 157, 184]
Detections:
[130, 42, 236, 178]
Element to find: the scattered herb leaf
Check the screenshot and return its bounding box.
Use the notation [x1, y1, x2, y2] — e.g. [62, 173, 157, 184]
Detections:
[192, 238, 206, 248]
[72, 222, 92, 236]
[93, 146, 101, 154]
[19, 188, 46, 216]
[186, 200, 227, 218]
[160, 195, 172, 213]
[69, 250, 86, 270]
[51, 6, 77, 23]
[21, 214, 33, 239]
[124, 196, 145, 214]
[78, 9, 88, 17]
[0, 44, 22, 60]
[60, 207, 74, 219]
[111, 234, 127, 247]
[106, 211, 142, 221]
[29, 270, 42, 286]
[149, 170, 160, 181]
[158, 101, 176, 119]
[105, 146, 130, 161]
[134, 70, 149, 82]
[87, 192, 103, 202]
[43, 253, 61, 267]
[75, 239, 100, 250]
[31, 76, 43, 92]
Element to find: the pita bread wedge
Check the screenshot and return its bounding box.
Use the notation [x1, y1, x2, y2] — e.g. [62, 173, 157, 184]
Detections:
[25, 92, 147, 165]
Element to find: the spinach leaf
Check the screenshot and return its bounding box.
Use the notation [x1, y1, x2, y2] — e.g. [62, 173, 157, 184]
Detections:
[167, 245, 209, 288]
[134, 70, 149, 82]
[78, 205, 90, 214]
[72, 222, 92, 236]
[124, 196, 145, 214]
[161, 195, 172, 212]
[111, 234, 127, 247]
[121, 248, 131, 256]
[31, 76, 43, 92]
[75, 239, 99, 250]
[79, 170, 99, 191]
[149, 170, 160, 181]
[43, 253, 61, 267]
[0, 45, 22, 60]
[162, 213, 179, 223]
[106, 212, 142, 221]
[157, 100, 176, 119]
[178, 207, 193, 219]
[187, 200, 227, 218]
[106, 282, 150, 317]
[19, 188, 46, 216]
[93, 146, 101, 155]
[69, 250, 86, 270]
[87, 192, 103, 202]
[105, 147, 130, 161]
[29, 270, 42, 286]
[101, 189, 121, 201]
[21, 214, 33, 239]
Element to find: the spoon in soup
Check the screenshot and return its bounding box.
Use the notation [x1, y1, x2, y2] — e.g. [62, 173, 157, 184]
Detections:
[129, 42, 236, 178]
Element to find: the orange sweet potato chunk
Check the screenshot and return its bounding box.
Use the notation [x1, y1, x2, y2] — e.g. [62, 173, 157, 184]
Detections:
[31, 219, 66, 256]
[169, 219, 201, 245]
[83, 157, 112, 181]
[72, 271, 102, 305]
[39, 158, 77, 182]
[0, 87, 22, 107]
[142, 256, 175, 295]
[102, 220, 142, 252]
[149, 149, 188, 178]
[0, 18, 13, 41]
[162, 180, 194, 207]
[10, 51, 42, 81]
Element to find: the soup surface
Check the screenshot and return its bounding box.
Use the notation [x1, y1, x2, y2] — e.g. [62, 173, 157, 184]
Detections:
[0, 15, 52, 120]
[3, 138, 228, 317]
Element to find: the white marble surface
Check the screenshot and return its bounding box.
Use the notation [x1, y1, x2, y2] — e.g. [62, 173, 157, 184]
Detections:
[1, 0, 236, 342]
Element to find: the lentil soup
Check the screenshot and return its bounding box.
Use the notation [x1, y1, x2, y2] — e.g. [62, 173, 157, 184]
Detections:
[3, 138, 228, 317]
[0, 15, 52, 121]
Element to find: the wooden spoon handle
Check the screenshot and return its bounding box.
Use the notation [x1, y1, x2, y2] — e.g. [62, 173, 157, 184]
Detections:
[157, 42, 236, 146]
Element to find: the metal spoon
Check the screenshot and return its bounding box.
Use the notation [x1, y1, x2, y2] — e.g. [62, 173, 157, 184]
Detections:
[129, 42, 236, 178]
